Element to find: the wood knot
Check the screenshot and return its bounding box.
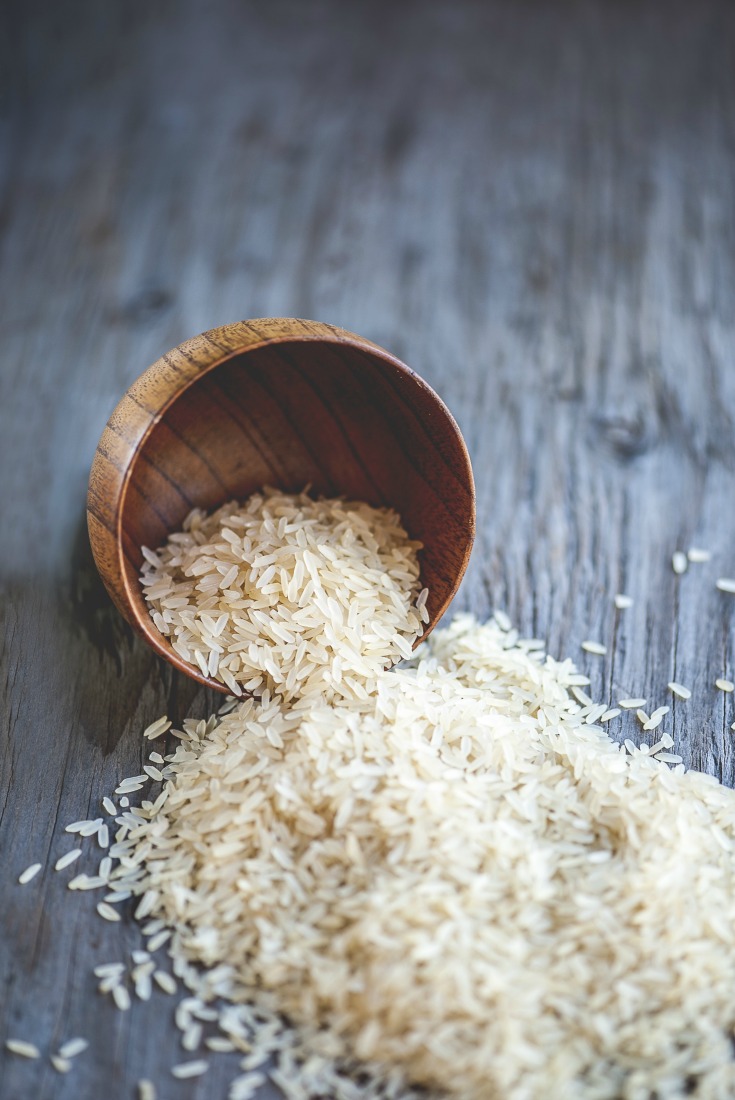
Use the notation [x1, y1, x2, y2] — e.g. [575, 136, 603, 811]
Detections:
[591, 409, 657, 460]
[120, 286, 174, 326]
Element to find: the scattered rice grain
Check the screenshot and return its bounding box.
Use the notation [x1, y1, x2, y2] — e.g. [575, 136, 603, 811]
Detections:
[58, 1037, 88, 1059]
[6, 1039, 40, 1058]
[171, 1060, 209, 1079]
[112, 984, 131, 1012]
[18, 863, 42, 885]
[97, 902, 121, 922]
[153, 970, 177, 995]
[55, 850, 82, 871]
[672, 551, 688, 575]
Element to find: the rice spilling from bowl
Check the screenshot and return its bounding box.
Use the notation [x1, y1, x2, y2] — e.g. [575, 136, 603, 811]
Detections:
[107, 614, 735, 1100]
[140, 489, 427, 700]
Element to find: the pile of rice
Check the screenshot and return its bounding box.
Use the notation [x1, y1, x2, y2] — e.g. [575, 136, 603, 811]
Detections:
[140, 489, 427, 699]
[109, 491, 735, 1098]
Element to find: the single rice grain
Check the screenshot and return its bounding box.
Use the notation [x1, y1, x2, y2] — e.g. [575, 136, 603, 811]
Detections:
[18, 863, 42, 885]
[672, 551, 688, 575]
[6, 1039, 40, 1059]
[171, 1060, 209, 1079]
[55, 850, 82, 871]
[58, 1038, 88, 1059]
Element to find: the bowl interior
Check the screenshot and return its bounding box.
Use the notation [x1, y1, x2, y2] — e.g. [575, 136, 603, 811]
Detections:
[120, 338, 475, 649]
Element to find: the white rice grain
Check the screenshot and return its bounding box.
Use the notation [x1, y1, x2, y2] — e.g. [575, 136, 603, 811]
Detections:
[18, 863, 42, 885]
[171, 1060, 209, 1079]
[112, 985, 131, 1012]
[6, 1039, 40, 1058]
[153, 970, 177, 995]
[644, 707, 669, 730]
[94, 962, 124, 978]
[97, 902, 121, 922]
[147, 929, 171, 952]
[58, 1038, 88, 1059]
[229, 1072, 267, 1100]
[206, 1036, 236, 1052]
[143, 716, 171, 740]
[672, 551, 688, 575]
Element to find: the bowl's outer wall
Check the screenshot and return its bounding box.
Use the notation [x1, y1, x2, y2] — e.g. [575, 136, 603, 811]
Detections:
[87, 318, 476, 690]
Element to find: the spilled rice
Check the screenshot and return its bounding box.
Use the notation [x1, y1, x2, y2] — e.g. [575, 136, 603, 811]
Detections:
[14, 497, 735, 1099]
[87, 614, 735, 1100]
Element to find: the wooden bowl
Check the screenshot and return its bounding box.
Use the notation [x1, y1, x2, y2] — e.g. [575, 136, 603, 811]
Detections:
[87, 318, 476, 693]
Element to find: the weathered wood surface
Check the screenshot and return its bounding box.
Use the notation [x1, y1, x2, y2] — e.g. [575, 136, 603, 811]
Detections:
[2, 1, 735, 1096]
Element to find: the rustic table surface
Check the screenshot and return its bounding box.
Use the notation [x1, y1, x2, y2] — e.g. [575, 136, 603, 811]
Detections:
[2, 1, 735, 1096]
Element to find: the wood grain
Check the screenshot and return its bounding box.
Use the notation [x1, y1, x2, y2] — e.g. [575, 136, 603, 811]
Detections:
[2, 0, 735, 1096]
[88, 318, 475, 692]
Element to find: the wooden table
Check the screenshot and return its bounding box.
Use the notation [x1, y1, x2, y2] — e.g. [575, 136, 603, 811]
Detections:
[3, 1, 735, 1096]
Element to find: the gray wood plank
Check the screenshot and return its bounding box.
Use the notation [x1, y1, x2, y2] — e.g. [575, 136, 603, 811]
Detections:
[2, 0, 735, 1096]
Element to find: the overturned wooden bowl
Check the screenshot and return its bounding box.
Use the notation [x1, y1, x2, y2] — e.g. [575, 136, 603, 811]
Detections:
[87, 318, 476, 692]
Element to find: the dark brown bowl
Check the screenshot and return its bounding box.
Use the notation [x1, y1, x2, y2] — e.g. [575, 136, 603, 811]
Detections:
[87, 318, 476, 693]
